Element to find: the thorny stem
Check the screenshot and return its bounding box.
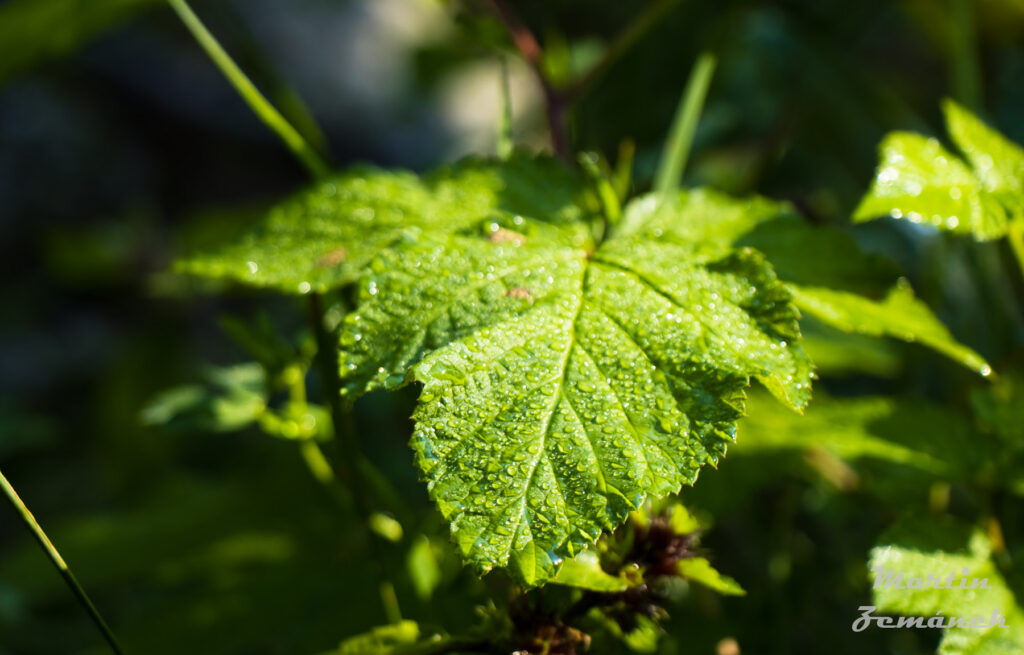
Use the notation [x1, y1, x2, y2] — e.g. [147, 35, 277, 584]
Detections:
[1, 469, 126, 655]
[168, 0, 330, 179]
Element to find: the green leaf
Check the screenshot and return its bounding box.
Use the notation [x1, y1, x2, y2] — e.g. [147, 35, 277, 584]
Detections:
[869, 517, 1024, 654]
[552, 549, 629, 592]
[736, 391, 974, 478]
[943, 99, 1024, 221]
[789, 281, 991, 376]
[626, 188, 986, 374]
[140, 363, 266, 433]
[677, 557, 746, 596]
[176, 152, 592, 294]
[854, 100, 1024, 240]
[337, 169, 813, 585]
[406, 535, 443, 600]
[971, 374, 1024, 448]
[333, 621, 423, 655]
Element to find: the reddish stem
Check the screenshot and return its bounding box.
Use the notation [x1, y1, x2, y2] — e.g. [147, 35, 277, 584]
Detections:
[485, 0, 571, 161]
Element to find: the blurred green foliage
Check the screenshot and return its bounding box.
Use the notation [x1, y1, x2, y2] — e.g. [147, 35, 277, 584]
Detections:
[1, 0, 1023, 654]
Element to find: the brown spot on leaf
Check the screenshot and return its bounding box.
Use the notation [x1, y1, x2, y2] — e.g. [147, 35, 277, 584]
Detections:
[488, 228, 526, 245]
[505, 287, 533, 301]
[316, 247, 348, 268]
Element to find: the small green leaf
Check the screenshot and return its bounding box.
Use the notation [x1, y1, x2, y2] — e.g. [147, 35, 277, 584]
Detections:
[368, 513, 404, 543]
[333, 620, 423, 655]
[789, 281, 991, 377]
[176, 152, 590, 294]
[854, 100, 1024, 240]
[677, 557, 745, 596]
[406, 535, 442, 600]
[140, 363, 266, 432]
[552, 550, 629, 592]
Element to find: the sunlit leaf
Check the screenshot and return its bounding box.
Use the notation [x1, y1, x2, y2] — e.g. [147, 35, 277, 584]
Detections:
[789, 281, 991, 376]
[337, 165, 813, 585]
[552, 550, 628, 592]
[854, 100, 1024, 240]
[177, 152, 591, 294]
[677, 557, 745, 596]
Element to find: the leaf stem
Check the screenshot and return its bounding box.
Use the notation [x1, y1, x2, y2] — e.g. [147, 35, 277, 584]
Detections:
[167, 0, 330, 179]
[308, 293, 361, 496]
[1, 469, 126, 655]
[653, 51, 716, 196]
[485, 0, 570, 161]
[570, 0, 684, 99]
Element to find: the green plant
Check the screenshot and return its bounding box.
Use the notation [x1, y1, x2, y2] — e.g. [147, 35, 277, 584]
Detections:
[4, 1, 1024, 654]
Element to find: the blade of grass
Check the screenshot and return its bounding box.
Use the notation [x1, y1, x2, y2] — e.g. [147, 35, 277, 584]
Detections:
[1, 469, 126, 655]
[497, 57, 514, 159]
[167, 0, 330, 179]
[653, 52, 716, 196]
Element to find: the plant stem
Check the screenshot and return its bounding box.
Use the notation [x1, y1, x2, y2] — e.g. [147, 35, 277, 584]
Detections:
[167, 0, 330, 179]
[1, 469, 126, 655]
[653, 51, 716, 196]
[949, 0, 981, 110]
[307, 294, 360, 495]
[485, 0, 570, 161]
[570, 0, 684, 98]
[497, 57, 514, 159]
[1008, 220, 1024, 282]
[308, 293, 403, 622]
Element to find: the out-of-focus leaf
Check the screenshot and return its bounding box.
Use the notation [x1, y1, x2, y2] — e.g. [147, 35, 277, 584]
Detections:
[799, 319, 902, 378]
[406, 535, 442, 601]
[854, 100, 1024, 240]
[944, 100, 1024, 221]
[971, 374, 1024, 448]
[790, 281, 992, 376]
[140, 363, 266, 433]
[677, 557, 746, 596]
[0, 0, 162, 84]
[552, 550, 629, 592]
[333, 621, 422, 654]
[869, 517, 1024, 654]
[368, 513, 404, 543]
[736, 391, 973, 477]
